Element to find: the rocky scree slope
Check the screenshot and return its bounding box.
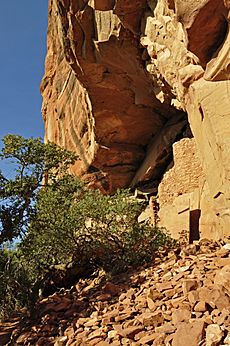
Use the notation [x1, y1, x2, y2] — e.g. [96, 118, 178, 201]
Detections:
[41, 0, 230, 240]
[3, 239, 230, 345]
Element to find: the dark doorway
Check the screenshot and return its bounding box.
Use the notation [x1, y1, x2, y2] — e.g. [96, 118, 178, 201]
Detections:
[189, 209, 201, 243]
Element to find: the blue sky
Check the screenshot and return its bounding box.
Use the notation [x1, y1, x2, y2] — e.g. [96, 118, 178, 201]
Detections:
[0, 1, 48, 140]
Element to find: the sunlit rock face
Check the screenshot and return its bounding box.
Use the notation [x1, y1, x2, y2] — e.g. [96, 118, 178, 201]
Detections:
[42, 0, 230, 238]
[141, 0, 230, 239]
[41, 0, 180, 193]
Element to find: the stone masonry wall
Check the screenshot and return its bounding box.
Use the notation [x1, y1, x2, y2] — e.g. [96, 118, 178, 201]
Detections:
[158, 138, 205, 208]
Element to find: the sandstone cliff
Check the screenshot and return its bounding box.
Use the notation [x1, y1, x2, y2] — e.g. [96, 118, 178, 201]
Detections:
[41, 0, 230, 240]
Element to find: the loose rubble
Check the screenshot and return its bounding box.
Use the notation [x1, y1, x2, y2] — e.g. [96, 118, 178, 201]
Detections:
[2, 239, 230, 345]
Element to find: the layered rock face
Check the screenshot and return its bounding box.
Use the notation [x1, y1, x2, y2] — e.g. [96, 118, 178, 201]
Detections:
[41, 0, 230, 239]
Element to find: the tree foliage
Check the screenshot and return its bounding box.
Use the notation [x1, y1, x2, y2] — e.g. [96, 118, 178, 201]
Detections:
[0, 134, 175, 318]
[0, 135, 77, 244]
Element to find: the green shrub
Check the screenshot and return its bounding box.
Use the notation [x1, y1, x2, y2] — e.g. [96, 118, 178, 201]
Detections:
[0, 135, 175, 318]
[21, 177, 174, 281]
[0, 247, 31, 318]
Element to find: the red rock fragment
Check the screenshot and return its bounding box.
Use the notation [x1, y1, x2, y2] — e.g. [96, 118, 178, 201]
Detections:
[172, 320, 205, 346]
